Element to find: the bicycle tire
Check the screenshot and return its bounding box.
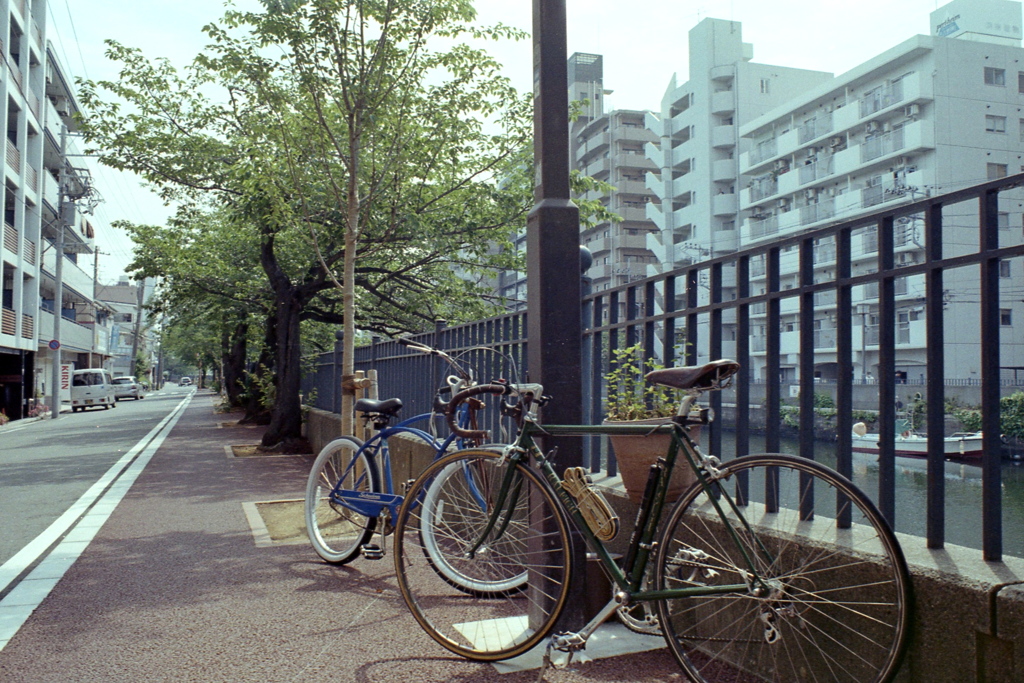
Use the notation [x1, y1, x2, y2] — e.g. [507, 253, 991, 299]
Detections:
[654, 453, 911, 683]
[394, 449, 572, 661]
[417, 457, 528, 596]
[304, 436, 380, 565]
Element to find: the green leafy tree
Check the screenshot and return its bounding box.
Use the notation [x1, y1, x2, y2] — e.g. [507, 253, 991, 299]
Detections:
[79, 0, 532, 448]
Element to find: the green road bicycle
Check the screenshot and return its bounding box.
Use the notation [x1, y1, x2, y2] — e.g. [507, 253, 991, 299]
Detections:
[393, 360, 911, 682]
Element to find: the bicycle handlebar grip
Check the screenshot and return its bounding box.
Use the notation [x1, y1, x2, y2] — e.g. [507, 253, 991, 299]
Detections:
[445, 383, 509, 440]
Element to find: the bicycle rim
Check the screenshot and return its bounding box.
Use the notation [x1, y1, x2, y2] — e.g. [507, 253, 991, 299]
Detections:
[654, 453, 911, 683]
[418, 458, 529, 596]
[394, 449, 572, 661]
[304, 437, 379, 565]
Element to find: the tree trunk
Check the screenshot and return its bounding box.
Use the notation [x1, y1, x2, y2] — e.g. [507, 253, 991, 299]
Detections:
[240, 312, 275, 425]
[261, 291, 305, 449]
[222, 321, 248, 407]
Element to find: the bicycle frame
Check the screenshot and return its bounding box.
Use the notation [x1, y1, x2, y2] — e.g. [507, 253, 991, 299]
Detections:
[330, 412, 457, 519]
[483, 418, 768, 605]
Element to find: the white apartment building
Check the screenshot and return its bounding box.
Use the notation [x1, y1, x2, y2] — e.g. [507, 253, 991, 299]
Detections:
[644, 19, 833, 274]
[738, 0, 1024, 382]
[568, 53, 661, 294]
[497, 53, 663, 306]
[0, 0, 111, 419]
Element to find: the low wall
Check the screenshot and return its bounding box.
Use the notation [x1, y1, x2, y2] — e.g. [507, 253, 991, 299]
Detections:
[307, 407, 1024, 681]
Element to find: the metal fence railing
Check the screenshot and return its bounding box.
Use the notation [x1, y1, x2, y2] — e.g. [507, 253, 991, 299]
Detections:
[303, 173, 1024, 560]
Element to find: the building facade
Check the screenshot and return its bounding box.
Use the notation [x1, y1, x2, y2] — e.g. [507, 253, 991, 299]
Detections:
[737, 0, 1024, 381]
[644, 19, 833, 275]
[0, 0, 114, 419]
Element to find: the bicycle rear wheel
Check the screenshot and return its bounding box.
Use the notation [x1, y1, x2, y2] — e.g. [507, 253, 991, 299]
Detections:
[654, 453, 910, 683]
[418, 457, 529, 596]
[304, 436, 379, 565]
[394, 449, 572, 661]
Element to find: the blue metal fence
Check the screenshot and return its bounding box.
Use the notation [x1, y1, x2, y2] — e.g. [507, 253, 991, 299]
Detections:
[302, 173, 1024, 560]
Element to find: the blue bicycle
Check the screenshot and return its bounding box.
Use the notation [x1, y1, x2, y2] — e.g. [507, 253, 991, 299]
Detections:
[304, 340, 536, 595]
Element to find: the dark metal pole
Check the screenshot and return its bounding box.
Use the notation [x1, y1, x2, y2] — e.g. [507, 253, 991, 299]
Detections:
[529, 0, 584, 628]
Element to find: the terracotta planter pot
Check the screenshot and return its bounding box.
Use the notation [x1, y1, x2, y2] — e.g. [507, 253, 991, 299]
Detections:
[605, 418, 701, 504]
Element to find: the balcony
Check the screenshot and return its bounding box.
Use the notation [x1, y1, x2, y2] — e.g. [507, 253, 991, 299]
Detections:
[712, 192, 737, 216]
[1, 308, 14, 336]
[3, 222, 17, 254]
[798, 112, 834, 144]
[616, 206, 648, 222]
[614, 179, 649, 195]
[712, 125, 736, 148]
[748, 138, 778, 167]
[860, 80, 905, 118]
[6, 139, 21, 174]
[712, 90, 735, 114]
[798, 156, 834, 185]
[712, 158, 734, 182]
[813, 328, 838, 349]
[749, 177, 778, 203]
[41, 242, 95, 299]
[38, 309, 95, 352]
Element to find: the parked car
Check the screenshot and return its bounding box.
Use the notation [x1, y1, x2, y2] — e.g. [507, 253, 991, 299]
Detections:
[71, 369, 116, 412]
[112, 376, 144, 401]
[179, 377, 192, 386]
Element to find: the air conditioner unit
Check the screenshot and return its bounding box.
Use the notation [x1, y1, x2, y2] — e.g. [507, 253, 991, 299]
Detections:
[777, 198, 789, 208]
[896, 156, 906, 166]
[54, 96, 70, 117]
[905, 103, 920, 118]
[829, 136, 843, 147]
[866, 121, 881, 133]
[774, 160, 787, 171]
[805, 189, 817, 200]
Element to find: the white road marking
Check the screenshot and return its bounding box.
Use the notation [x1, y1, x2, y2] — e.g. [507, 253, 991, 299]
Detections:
[0, 393, 194, 650]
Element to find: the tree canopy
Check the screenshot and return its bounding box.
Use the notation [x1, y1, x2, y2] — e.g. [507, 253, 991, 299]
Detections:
[79, 0, 534, 446]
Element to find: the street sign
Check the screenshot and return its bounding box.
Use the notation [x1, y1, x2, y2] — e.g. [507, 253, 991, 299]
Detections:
[48, 339, 60, 350]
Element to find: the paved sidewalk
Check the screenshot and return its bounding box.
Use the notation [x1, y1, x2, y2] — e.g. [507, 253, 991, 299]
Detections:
[0, 394, 686, 682]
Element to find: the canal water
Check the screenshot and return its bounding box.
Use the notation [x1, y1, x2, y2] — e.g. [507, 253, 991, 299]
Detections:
[711, 432, 1024, 558]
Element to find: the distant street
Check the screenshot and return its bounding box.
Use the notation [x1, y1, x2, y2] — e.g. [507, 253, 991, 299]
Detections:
[0, 384, 196, 586]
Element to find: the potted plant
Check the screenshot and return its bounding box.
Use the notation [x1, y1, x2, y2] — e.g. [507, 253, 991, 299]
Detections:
[604, 344, 700, 503]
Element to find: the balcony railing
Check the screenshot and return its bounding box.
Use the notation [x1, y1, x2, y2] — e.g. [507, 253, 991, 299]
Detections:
[749, 177, 778, 202]
[862, 128, 905, 164]
[6, 140, 21, 174]
[25, 238, 36, 264]
[1, 308, 15, 336]
[21, 312, 33, 339]
[3, 222, 17, 253]
[798, 112, 834, 144]
[749, 138, 777, 166]
[860, 80, 905, 118]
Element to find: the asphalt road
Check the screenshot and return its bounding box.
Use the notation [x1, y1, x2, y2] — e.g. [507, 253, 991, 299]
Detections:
[0, 384, 194, 567]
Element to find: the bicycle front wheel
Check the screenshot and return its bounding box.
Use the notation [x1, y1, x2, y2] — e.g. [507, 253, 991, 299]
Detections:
[655, 453, 911, 683]
[394, 449, 572, 661]
[304, 436, 379, 565]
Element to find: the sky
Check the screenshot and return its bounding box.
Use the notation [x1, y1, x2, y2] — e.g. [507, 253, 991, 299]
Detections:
[46, 0, 952, 282]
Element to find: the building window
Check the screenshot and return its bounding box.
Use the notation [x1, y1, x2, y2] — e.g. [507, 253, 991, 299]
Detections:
[759, 78, 770, 94]
[1000, 260, 1012, 277]
[986, 115, 1007, 133]
[985, 67, 1006, 86]
[1001, 309, 1013, 326]
[988, 163, 1009, 179]
[1019, 72, 1024, 93]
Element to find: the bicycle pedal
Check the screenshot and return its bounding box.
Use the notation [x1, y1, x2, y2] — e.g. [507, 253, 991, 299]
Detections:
[360, 544, 385, 560]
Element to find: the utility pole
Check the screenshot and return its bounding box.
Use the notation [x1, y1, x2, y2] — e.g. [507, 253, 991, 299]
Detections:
[49, 126, 67, 419]
[129, 277, 144, 378]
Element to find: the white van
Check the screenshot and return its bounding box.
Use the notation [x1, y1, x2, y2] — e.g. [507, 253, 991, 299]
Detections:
[71, 369, 117, 412]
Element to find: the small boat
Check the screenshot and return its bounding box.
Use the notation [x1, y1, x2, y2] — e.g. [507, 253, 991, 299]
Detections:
[851, 421, 984, 459]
